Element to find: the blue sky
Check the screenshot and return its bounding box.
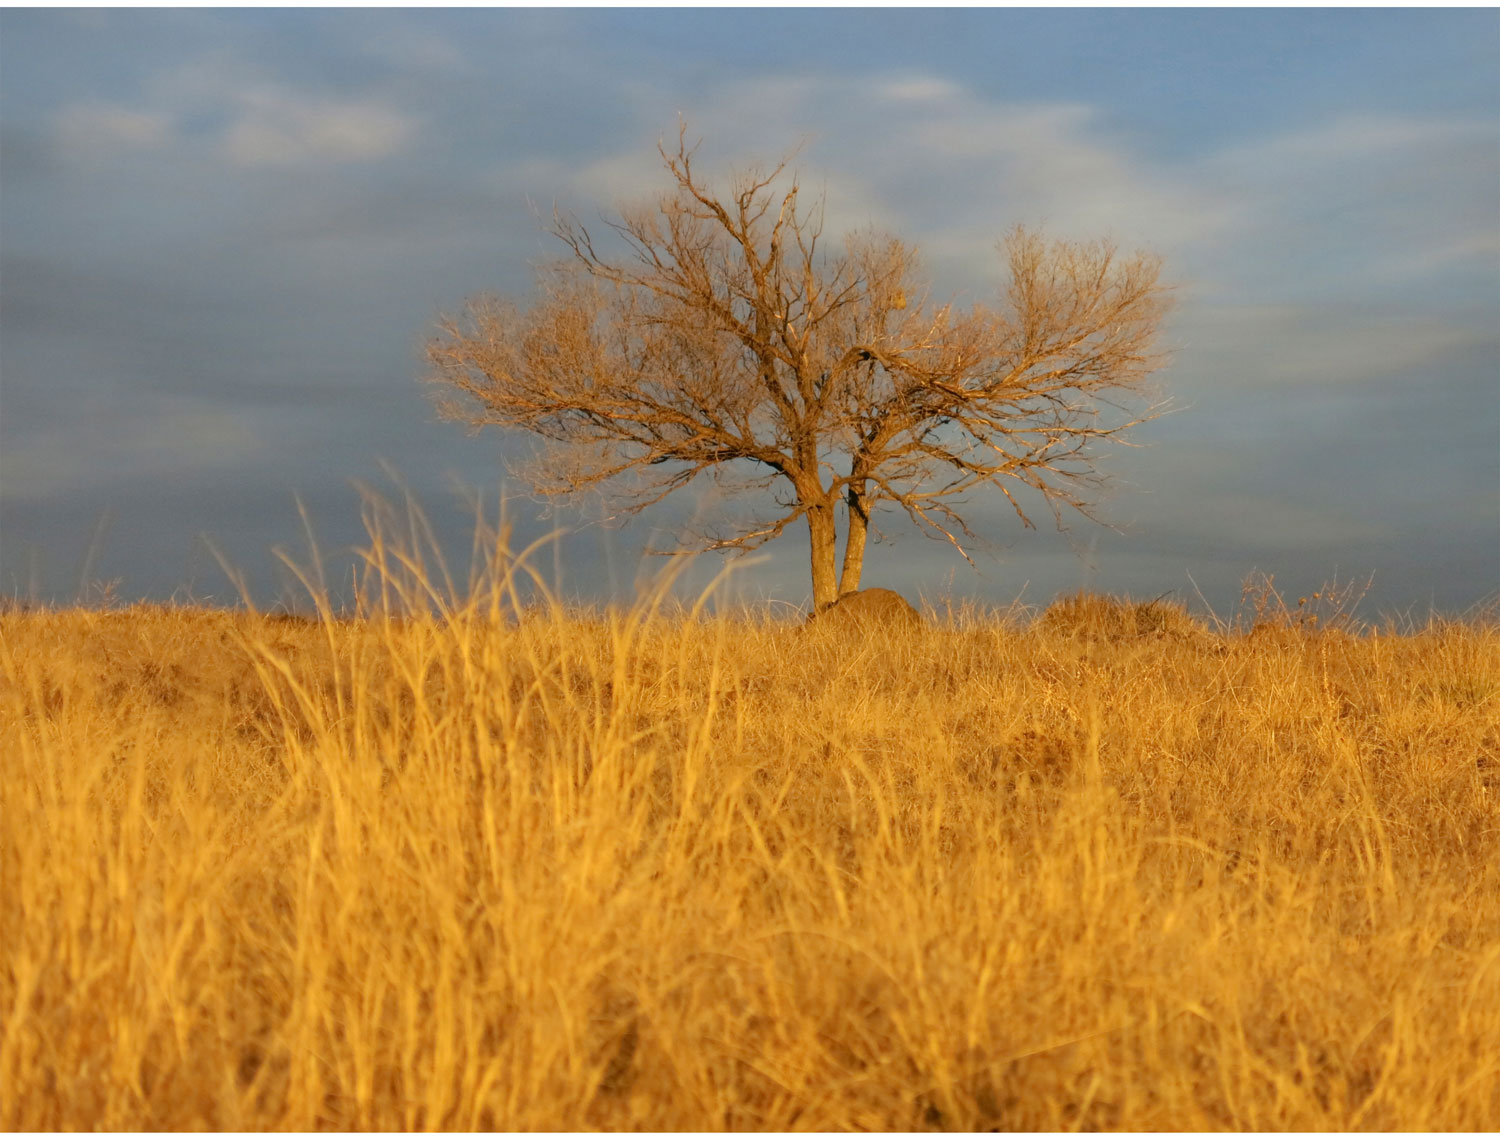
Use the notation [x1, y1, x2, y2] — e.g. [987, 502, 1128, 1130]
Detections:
[2, 8, 1497, 617]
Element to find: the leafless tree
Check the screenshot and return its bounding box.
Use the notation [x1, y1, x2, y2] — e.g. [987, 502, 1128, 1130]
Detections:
[426, 128, 1173, 611]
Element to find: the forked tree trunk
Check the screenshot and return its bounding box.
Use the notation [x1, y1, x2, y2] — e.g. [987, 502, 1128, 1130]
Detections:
[837, 485, 869, 597]
[806, 501, 840, 611]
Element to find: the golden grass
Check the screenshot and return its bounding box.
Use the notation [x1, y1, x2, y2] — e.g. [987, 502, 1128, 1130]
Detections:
[3, 555, 1498, 1129]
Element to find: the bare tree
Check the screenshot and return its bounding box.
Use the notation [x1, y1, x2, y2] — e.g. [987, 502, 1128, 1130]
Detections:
[426, 128, 1172, 611]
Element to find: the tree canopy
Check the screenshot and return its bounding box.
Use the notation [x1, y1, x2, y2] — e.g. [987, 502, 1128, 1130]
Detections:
[427, 129, 1172, 610]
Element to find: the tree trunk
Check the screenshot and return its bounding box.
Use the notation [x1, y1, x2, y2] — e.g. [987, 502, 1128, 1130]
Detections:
[806, 501, 840, 611]
[838, 484, 869, 596]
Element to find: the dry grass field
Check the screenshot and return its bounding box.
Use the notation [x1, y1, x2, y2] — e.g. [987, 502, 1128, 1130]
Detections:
[3, 543, 1498, 1129]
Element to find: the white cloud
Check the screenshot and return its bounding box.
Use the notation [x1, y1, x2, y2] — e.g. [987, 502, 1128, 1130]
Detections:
[47, 53, 423, 170]
[623, 78, 1496, 305]
[1393, 231, 1500, 279]
[570, 150, 676, 211]
[355, 25, 469, 74]
[555, 74, 1238, 299]
[223, 90, 415, 166]
[882, 78, 961, 102]
[386, 67, 1499, 413]
[471, 75, 1498, 448]
[1200, 113, 1500, 294]
[104, 56, 422, 168]
[1184, 304, 1494, 389]
[887, 100, 1239, 293]
[1221, 114, 1492, 165]
[531, 105, 904, 246]
[54, 102, 174, 156]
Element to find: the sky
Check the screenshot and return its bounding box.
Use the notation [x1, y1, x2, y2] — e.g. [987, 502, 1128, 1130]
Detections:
[2, 8, 1497, 620]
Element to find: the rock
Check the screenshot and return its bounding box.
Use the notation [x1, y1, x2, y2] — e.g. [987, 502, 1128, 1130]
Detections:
[808, 587, 924, 629]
